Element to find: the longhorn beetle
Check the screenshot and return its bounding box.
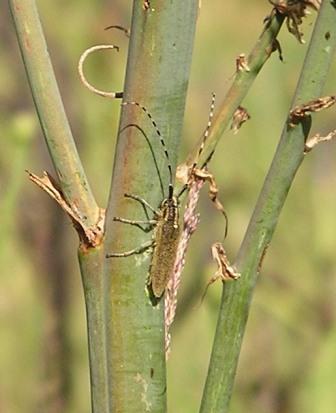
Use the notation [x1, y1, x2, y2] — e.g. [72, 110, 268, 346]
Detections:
[106, 95, 226, 299]
[106, 101, 180, 299]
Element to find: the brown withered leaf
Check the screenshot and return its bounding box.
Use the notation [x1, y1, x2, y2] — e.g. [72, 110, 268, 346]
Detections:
[27, 171, 104, 247]
[191, 168, 228, 238]
[304, 129, 336, 153]
[201, 242, 240, 302]
[143, 0, 151, 10]
[289, 95, 336, 127]
[231, 106, 250, 134]
[236, 54, 250, 73]
[211, 242, 241, 282]
[268, 0, 321, 43]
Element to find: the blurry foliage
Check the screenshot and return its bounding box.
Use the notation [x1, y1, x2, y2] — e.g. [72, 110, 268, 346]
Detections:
[2, 1, 336, 412]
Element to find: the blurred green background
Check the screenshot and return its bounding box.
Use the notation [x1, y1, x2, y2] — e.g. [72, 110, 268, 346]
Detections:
[1, 1, 336, 412]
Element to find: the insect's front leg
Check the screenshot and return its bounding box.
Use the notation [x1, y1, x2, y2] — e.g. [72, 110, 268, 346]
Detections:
[106, 240, 154, 258]
[107, 191, 158, 257]
[124, 193, 159, 215]
[113, 217, 157, 232]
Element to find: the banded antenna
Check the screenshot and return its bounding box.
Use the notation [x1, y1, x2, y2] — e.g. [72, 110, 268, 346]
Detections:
[177, 92, 216, 199]
[122, 101, 174, 200]
[176, 93, 229, 239]
[193, 92, 216, 170]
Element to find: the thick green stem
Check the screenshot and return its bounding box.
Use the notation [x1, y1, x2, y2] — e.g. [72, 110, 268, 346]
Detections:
[200, 1, 336, 412]
[8, 0, 99, 226]
[104, 1, 198, 412]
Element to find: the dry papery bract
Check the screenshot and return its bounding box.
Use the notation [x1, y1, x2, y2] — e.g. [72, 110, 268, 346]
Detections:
[165, 179, 203, 357]
[165, 163, 231, 354]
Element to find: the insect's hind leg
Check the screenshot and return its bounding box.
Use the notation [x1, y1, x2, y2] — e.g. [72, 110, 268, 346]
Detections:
[106, 240, 154, 258]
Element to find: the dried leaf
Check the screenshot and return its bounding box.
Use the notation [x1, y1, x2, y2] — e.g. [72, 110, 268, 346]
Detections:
[231, 106, 250, 134]
[28, 171, 104, 247]
[201, 242, 240, 302]
[192, 167, 228, 238]
[304, 129, 336, 153]
[211, 242, 240, 282]
[289, 96, 336, 127]
[268, 0, 321, 43]
[236, 54, 250, 72]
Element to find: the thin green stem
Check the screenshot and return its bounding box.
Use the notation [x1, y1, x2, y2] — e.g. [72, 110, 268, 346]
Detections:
[200, 2, 336, 412]
[79, 246, 108, 413]
[9, 2, 107, 412]
[9, 0, 99, 226]
[104, 1, 198, 412]
[186, 8, 285, 169]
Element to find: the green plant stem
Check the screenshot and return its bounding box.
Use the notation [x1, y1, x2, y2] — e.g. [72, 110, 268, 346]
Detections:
[200, 2, 336, 412]
[104, 1, 198, 412]
[79, 247, 108, 413]
[10, 2, 107, 412]
[9, 0, 99, 226]
[186, 9, 285, 169]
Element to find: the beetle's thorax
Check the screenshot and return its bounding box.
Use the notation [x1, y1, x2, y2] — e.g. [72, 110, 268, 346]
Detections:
[160, 196, 179, 228]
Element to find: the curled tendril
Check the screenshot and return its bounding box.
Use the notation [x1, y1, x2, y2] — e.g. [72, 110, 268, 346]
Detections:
[78, 44, 123, 98]
[104, 25, 130, 38]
